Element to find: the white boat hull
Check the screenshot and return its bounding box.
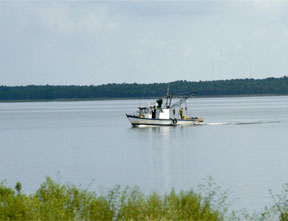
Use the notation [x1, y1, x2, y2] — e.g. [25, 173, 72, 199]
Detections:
[126, 114, 203, 126]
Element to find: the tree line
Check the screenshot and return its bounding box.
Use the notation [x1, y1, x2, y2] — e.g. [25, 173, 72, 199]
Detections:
[1, 76, 288, 101]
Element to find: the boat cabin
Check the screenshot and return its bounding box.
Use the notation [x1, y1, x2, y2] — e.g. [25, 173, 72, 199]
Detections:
[137, 106, 170, 119]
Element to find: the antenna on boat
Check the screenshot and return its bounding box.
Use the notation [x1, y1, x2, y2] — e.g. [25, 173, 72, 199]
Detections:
[165, 83, 173, 108]
[167, 83, 170, 97]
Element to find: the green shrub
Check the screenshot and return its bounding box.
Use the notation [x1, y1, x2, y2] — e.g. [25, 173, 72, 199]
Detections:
[0, 177, 224, 220]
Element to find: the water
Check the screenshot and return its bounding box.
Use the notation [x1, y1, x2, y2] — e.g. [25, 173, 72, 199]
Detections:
[0, 96, 288, 212]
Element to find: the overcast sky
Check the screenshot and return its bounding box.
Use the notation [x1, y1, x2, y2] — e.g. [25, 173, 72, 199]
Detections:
[1, 0, 288, 86]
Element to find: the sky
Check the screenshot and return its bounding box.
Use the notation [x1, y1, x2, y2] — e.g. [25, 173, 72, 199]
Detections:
[1, 0, 288, 86]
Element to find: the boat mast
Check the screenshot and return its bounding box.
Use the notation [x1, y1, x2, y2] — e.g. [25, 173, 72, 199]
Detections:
[165, 84, 173, 108]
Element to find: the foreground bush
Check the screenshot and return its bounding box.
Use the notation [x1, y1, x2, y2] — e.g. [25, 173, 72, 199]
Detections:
[0, 177, 224, 220]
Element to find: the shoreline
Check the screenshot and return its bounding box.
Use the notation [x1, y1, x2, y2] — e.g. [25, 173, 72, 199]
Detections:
[0, 94, 287, 103]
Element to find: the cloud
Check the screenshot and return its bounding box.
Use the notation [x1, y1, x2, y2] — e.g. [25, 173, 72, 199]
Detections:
[1, 0, 288, 85]
[248, 0, 285, 10]
[32, 3, 118, 35]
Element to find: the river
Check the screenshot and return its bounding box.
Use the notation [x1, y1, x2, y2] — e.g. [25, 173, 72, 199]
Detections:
[0, 96, 287, 212]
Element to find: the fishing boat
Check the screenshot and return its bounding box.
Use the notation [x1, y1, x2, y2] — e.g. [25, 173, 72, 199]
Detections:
[126, 91, 204, 127]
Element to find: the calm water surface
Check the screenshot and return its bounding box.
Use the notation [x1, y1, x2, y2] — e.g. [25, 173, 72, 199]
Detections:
[1, 96, 288, 212]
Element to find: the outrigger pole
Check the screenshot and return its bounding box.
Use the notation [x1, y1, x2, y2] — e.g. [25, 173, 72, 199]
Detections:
[164, 83, 197, 109]
[170, 93, 195, 109]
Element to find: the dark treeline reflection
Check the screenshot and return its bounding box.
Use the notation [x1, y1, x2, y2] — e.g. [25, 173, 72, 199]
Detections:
[1, 76, 288, 101]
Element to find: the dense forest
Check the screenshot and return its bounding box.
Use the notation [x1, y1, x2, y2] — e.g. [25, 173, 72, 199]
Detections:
[1, 76, 288, 101]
